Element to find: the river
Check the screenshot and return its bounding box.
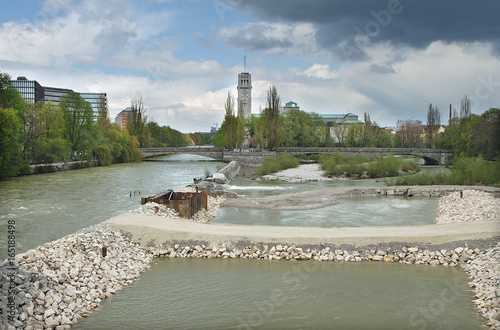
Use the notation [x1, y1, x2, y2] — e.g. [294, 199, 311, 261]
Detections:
[0, 155, 483, 329]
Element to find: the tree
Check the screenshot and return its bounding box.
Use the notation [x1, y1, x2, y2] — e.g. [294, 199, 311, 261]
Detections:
[0, 72, 12, 101]
[127, 97, 150, 147]
[0, 107, 26, 177]
[24, 101, 44, 163]
[460, 95, 471, 118]
[253, 109, 264, 150]
[96, 94, 109, 128]
[223, 91, 236, 149]
[373, 128, 394, 147]
[236, 100, 245, 149]
[39, 101, 68, 163]
[263, 86, 285, 150]
[426, 103, 441, 148]
[59, 91, 94, 157]
[282, 109, 328, 147]
[446, 108, 500, 160]
[331, 123, 349, 147]
[395, 121, 423, 148]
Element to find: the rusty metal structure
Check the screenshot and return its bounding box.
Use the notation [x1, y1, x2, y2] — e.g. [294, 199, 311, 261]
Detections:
[141, 190, 207, 219]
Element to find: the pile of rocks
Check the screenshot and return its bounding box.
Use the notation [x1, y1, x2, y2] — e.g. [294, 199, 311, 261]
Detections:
[130, 202, 181, 218]
[462, 243, 500, 328]
[147, 242, 488, 266]
[0, 223, 152, 329]
[435, 190, 500, 223]
[130, 192, 226, 223]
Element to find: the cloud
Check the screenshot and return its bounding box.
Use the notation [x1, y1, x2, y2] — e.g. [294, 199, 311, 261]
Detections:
[238, 0, 500, 60]
[219, 22, 317, 56]
[303, 63, 337, 79]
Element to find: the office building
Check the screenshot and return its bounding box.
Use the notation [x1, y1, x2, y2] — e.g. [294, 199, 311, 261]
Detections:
[10, 76, 107, 118]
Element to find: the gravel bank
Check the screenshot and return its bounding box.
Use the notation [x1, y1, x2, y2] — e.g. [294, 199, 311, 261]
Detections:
[259, 163, 334, 182]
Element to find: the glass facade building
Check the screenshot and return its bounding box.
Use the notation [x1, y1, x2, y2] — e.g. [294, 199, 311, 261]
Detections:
[10, 77, 44, 103]
[10, 77, 107, 119]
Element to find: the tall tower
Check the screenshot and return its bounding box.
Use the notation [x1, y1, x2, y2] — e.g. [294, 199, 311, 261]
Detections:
[237, 56, 252, 118]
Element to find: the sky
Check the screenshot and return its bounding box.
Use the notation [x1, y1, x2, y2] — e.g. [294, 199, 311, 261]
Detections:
[1, 0, 499, 133]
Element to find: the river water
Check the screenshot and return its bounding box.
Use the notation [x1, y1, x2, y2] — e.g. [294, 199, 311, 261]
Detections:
[0, 156, 483, 329]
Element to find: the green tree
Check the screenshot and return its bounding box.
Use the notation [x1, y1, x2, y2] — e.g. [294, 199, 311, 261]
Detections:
[373, 128, 394, 147]
[223, 91, 236, 149]
[460, 95, 471, 118]
[24, 101, 44, 163]
[282, 109, 327, 147]
[263, 86, 285, 150]
[127, 97, 150, 148]
[236, 100, 246, 150]
[0, 107, 27, 178]
[60, 91, 94, 156]
[96, 94, 108, 127]
[394, 121, 423, 148]
[425, 103, 441, 148]
[447, 108, 500, 160]
[331, 123, 349, 147]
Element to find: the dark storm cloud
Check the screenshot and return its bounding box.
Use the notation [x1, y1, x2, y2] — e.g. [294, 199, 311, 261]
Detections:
[237, 0, 500, 60]
[222, 24, 293, 52]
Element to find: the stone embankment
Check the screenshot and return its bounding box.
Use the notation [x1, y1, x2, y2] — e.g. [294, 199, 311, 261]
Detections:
[1, 223, 152, 330]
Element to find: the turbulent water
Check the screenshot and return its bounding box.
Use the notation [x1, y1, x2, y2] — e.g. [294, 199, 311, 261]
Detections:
[0, 156, 483, 329]
[213, 196, 438, 227]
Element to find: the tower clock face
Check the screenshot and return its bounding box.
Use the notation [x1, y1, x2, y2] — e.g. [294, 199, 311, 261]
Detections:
[241, 90, 248, 96]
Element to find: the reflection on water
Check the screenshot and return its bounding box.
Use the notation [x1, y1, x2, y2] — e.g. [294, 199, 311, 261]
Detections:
[74, 258, 483, 330]
[214, 196, 438, 227]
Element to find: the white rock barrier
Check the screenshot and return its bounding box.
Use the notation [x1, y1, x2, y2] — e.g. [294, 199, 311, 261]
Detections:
[1, 223, 152, 330]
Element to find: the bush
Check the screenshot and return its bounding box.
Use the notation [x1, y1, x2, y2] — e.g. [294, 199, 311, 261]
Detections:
[255, 153, 299, 177]
[96, 144, 112, 166]
[388, 157, 500, 186]
[320, 153, 420, 179]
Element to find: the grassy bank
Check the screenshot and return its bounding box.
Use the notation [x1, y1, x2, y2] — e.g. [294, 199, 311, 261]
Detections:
[388, 157, 500, 186]
[319, 152, 419, 179]
[255, 154, 299, 177]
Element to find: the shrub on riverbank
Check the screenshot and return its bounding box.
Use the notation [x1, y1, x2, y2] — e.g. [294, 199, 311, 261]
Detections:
[319, 152, 419, 178]
[255, 153, 299, 177]
[388, 157, 500, 186]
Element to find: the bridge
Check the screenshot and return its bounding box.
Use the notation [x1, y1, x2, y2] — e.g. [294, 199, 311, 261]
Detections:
[139, 147, 225, 161]
[139, 147, 453, 165]
[276, 147, 453, 165]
